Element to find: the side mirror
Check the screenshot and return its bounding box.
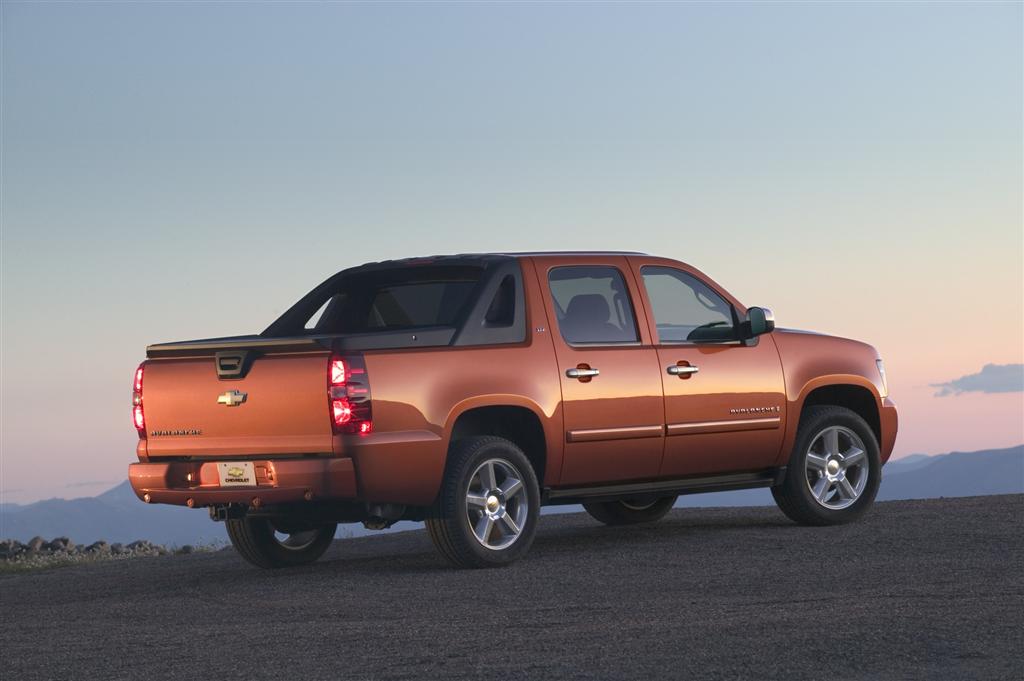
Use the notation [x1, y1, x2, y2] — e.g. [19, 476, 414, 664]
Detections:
[745, 306, 776, 338]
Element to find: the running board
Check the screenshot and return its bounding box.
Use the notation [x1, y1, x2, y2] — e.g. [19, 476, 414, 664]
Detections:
[543, 469, 784, 506]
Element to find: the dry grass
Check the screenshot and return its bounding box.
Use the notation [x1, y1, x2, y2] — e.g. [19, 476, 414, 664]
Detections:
[0, 543, 225, 574]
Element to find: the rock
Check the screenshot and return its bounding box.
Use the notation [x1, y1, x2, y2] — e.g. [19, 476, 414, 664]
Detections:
[176, 545, 194, 555]
[86, 541, 110, 554]
[0, 539, 25, 560]
[27, 536, 45, 552]
[110, 543, 125, 554]
[45, 537, 76, 552]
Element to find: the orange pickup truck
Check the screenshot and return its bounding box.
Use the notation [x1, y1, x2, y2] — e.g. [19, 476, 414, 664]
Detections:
[129, 252, 897, 569]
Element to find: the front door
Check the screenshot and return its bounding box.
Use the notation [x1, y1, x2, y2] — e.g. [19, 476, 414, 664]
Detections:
[538, 259, 665, 486]
[629, 259, 787, 477]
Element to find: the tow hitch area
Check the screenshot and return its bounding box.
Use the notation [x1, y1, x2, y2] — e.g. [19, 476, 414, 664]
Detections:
[209, 504, 247, 522]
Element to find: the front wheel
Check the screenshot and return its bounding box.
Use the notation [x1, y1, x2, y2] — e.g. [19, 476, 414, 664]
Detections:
[583, 496, 677, 525]
[772, 405, 881, 526]
[226, 516, 337, 569]
[426, 436, 540, 569]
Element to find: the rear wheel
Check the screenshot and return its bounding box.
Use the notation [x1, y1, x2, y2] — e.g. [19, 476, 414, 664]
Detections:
[772, 405, 881, 525]
[426, 436, 540, 568]
[583, 496, 677, 525]
[226, 516, 337, 569]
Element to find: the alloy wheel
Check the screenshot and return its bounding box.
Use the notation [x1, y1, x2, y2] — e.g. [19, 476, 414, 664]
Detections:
[804, 425, 869, 510]
[465, 458, 529, 550]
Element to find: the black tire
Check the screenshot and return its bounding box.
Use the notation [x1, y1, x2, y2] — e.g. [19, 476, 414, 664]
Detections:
[583, 496, 678, 526]
[426, 436, 540, 569]
[772, 405, 881, 526]
[225, 516, 337, 569]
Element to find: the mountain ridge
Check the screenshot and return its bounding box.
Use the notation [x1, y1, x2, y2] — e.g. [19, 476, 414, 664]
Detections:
[2, 444, 1021, 545]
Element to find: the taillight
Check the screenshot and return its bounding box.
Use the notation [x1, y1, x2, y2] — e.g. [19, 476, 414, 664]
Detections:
[328, 354, 372, 435]
[132, 362, 146, 438]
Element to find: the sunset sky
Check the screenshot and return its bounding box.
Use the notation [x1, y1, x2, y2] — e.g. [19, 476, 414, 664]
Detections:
[2, 2, 1022, 504]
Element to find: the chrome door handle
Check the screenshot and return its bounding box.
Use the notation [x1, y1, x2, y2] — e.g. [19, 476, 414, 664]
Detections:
[566, 368, 600, 379]
[667, 365, 699, 376]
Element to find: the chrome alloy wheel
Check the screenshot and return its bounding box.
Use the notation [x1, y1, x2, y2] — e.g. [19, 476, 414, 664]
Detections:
[465, 458, 529, 550]
[805, 425, 869, 510]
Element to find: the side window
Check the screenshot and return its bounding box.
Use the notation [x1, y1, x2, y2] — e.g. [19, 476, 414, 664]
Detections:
[548, 266, 639, 344]
[484, 275, 516, 327]
[641, 267, 736, 343]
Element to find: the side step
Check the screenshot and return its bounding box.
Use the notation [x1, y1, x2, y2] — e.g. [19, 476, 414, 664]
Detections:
[543, 468, 784, 506]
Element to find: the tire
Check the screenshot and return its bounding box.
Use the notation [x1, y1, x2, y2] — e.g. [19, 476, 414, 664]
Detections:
[583, 496, 678, 526]
[426, 436, 540, 569]
[772, 405, 881, 526]
[226, 516, 337, 569]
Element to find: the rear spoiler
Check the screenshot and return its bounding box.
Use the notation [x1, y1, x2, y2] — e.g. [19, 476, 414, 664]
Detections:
[146, 327, 458, 359]
[146, 335, 332, 359]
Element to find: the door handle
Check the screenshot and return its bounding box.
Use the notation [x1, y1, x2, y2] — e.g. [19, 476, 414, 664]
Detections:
[667, 364, 699, 376]
[566, 367, 600, 379]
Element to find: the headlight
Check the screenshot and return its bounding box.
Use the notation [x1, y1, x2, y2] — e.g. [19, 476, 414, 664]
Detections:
[876, 359, 888, 398]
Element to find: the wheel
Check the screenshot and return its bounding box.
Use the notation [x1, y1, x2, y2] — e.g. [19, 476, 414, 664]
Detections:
[583, 496, 678, 525]
[426, 436, 540, 569]
[226, 516, 337, 569]
[772, 405, 881, 526]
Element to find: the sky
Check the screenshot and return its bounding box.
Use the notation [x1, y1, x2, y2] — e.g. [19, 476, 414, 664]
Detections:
[2, 1, 1022, 505]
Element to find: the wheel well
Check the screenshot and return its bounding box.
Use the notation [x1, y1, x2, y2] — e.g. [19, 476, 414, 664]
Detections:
[450, 406, 547, 483]
[801, 384, 881, 445]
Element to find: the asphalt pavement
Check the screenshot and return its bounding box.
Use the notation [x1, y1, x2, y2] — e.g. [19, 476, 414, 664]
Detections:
[2, 495, 1022, 680]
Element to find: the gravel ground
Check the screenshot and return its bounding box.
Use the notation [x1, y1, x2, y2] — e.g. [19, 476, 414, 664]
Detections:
[2, 495, 1022, 680]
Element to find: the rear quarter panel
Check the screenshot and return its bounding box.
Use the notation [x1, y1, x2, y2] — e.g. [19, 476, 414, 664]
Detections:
[344, 259, 563, 505]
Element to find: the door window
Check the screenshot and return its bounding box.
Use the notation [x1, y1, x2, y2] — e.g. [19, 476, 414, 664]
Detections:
[641, 267, 737, 343]
[549, 266, 639, 344]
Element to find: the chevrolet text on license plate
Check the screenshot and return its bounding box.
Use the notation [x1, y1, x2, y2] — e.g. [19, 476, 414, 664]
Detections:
[217, 462, 256, 486]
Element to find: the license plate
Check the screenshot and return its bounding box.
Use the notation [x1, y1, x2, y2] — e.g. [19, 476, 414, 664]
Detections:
[217, 462, 257, 487]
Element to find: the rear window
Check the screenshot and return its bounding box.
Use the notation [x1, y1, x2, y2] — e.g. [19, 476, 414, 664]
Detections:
[290, 266, 483, 335]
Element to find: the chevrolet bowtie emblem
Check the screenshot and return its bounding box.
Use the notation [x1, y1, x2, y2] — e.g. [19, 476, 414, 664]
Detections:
[217, 390, 247, 407]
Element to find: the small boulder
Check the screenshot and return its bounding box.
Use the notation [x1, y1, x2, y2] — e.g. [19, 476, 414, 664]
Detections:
[27, 536, 45, 552]
[176, 545, 194, 555]
[0, 539, 24, 560]
[46, 537, 72, 552]
[86, 541, 110, 554]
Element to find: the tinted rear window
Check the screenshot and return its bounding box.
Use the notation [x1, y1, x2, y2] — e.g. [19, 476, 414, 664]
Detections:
[292, 266, 483, 335]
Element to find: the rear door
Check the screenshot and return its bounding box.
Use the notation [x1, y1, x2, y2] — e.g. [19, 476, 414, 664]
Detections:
[536, 257, 665, 485]
[629, 257, 786, 477]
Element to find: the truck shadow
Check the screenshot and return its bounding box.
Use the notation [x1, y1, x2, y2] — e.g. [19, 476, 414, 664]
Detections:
[305, 507, 795, 577]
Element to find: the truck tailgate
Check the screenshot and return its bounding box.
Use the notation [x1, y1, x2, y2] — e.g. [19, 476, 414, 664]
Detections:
[142, 352, 332, 458]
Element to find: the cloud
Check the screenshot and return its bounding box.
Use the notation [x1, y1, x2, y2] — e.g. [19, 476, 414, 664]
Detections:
[932, 363, 1024, 397]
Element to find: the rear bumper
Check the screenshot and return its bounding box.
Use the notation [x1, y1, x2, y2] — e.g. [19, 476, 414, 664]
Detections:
[128, 457, 357, 508]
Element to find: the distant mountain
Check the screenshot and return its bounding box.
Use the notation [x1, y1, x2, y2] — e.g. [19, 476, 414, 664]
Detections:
[668, 444, 1024, 508]
[875, 446, 1024, 500]
[0, 481, 223, 546]
[1, 445, 1021, 545]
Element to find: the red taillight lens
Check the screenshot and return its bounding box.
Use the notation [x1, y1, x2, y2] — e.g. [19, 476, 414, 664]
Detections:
[327, 355, 371, 435]
[332, 398, 353, 425]
[330, 359, 346, 385]
[131, 362, 146, 438]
